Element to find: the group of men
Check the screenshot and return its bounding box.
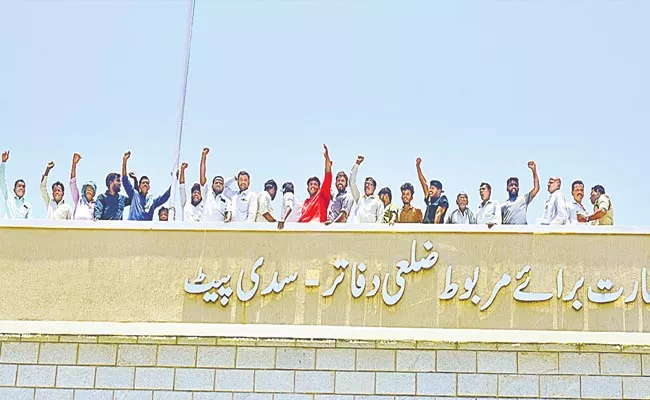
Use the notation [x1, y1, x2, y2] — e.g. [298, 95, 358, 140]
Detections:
[0, 145, 614, 227]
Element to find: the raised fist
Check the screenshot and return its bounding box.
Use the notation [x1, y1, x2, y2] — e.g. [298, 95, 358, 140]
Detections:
[356, 155, 365, 165]
[47, 161, 55, 169]
[202, 148, 210, 156]
[181, 162, 189, 170]
[72, 153, 82, 164]
[123, 151, 131, 161]
[416, 157, 422, 168]
[528, 160, 536, 170]
[1, 151, 8, 163]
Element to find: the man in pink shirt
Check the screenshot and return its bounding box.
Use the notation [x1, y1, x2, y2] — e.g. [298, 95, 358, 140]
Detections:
[299, 144, 333, 223]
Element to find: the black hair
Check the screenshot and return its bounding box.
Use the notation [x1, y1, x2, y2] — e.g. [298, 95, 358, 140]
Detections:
[507, 177, 519, 185]
[571, 180, 584, 191]
[592, 185, 606, 195]
[14, 179, 25, 189]
[336, 171, 348, 184]
[264, 179, 277, 191]
[105, 173, 120, 188]
[365, 177, 377, 187]
[139, 176, 150, 185]
[480, 182, 492, 191]
[378, 187, 392, 201]
[282, 182, 294, 194]
[51, 181, 65, 194]
[400, 182, 415, 196]
[307, 176, 320, 186]
[237, 171, 250, 179]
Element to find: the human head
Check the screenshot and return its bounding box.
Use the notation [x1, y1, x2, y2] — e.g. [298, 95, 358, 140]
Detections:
[138, 176, 150, 196]
[264, 179, 277, 200]
[237, 171, 250, 192]
[82, 181, 97, 203]
[429, 180, 443, 199]
[456, 192, 469, 211]
[212, 176, 224, 195]
[479, 182, 492, 203]
[191, 183, 202, 206]
[13, 179, 26, 198]
[158, 207, 169, 221]
[307, 176, 320, 197]
[281, 182, 294, 194]
[507, 177, 519, 198]
[378, 187, 392, 207]
[400, 182, 415, 206]
[590, 185, 605, 205]
[335, 171, 348, 193]
[571, 180, 584, 203]
[364, 177, 377, 196]
[51, 181, 65, 203]
[547, 177, 561, 194]
[105, 173, 121, 194]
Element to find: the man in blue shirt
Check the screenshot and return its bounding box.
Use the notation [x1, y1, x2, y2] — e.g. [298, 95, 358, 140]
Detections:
[121, 151, 171, 221]
[94, 172, 131, 220]
[416, 157, 449, 224]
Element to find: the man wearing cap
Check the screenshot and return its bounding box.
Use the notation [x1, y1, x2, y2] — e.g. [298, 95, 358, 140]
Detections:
[580, 185, 614, 225]
[278, 182, 301, 229]
[255, 180, 278, 222]
[476, 183, 502, 227]
[539, 176, 569, 225]
[200, 148, 232, 222]
[349, 155, 384, 223]
[501, 161, 540, 225]
[0, 150, 32, 219]
[178, 155, 204, 222]
[446, 192, 476, 224]
[416, 157, 448, 224]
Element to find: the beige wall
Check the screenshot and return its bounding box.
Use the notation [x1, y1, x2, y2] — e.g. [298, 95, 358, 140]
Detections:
[1, 225, 649, 332]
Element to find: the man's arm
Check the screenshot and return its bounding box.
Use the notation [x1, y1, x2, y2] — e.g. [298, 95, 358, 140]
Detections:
[434, 196, 449, 224]
[223, 176, 237, 200]
[375, 200, 385, 223]
[153, 187, 172, 209]
[349, 156, 363, 203]
[490, 202, 503, 225]
[70, 153, 81, 206]
[415, 158, 429, 199]
[179, 162, 188, 210]
[550, 195, 568, 225]
[246, 192, 259, 222]
[527, 161, 540, 200]
[416, 208, 423, 223]
[586, 196, 610, 223]
[93, 195, 104, 220]
[258, 193, 276, 222]
[0, 151, 8, 201]
[121, 151, 135, 198]
[319, 144, 333, 202]
[128, 172, 138, 191]
[199, 148, 208, 186]
[41, 162, 54, 206]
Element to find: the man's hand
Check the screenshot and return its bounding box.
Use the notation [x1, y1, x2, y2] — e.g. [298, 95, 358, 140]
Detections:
[356, 155, 365, 165]
[324, 220, 333, 226]
[416, 157, 422, 168]
[277, 221, 285, 230]
[46, 161, 55, 170]
[181, 162, 189, 171]
[72, 153, 82, 165]
[323, 144, 330, 159]
[123, 151, 131, 162]
[528, 160, 536, 171]
[577, 214, 588, 223]
[202, 147, 209, 157]
[1, 151, 8, 163]
[128, 171, 137, 179]
[487, 222, 496, 229]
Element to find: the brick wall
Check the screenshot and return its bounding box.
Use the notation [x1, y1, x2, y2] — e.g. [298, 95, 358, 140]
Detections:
[0, 335, 648, 399]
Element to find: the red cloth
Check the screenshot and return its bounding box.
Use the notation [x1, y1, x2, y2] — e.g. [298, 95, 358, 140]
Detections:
[299, 172, 332, 223]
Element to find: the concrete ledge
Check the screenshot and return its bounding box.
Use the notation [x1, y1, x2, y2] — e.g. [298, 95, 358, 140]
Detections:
[2, 321, 650, 347]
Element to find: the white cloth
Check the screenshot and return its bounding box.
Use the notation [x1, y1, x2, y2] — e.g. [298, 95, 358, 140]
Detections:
[255, 191, 274, 222]
[540, 191, 569, 225]
[180, 183, 204, 222]
[40, 177, 72, 220]
[352, 195, 384, 223]
[232, 189, 258, 222]
[476, 199, 502, 225]
[281, 192, 301, 222]
[568, 198, 588, 225]
[0, 163, 32, 219]
[201, 185, 232, 222]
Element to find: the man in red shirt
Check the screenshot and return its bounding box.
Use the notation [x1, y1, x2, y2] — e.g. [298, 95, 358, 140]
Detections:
[299, 144, 333, 223]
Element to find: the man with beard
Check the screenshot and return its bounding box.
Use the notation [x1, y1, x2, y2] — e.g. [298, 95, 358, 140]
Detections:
[178, 149, 207, 222]
[121, 151, 171, 221]
[94, 171, 131, 221]
[539, 176, 569, 225]
[224, 170, 258, 223]
[255, 180, 278, 222]
[0, 150, 32, 219]
[476, 183, 502, 227]
[349, 155, 384, 223]
[416, 157, 448, 224]
[40, 161, 73, 220]
[397, 183, 423, 223]
[580, 185, 614, 225]
[325, 160, 355, 225]
[501, 161, 540, 224]
[299, 144, 332, 223]
[568, 180, 589, 225]
[200, 148, 232, 223]
[446, 192, 476, 224]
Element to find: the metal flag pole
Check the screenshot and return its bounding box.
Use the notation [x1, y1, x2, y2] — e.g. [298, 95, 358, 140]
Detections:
[169, 0, 197, 221]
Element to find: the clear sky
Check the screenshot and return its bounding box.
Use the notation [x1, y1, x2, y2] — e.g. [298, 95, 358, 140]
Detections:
[1, 1, 648, 224]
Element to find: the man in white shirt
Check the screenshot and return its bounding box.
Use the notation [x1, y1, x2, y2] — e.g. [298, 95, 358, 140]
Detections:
[349, 155, 384, 223]
[178, 158, 204, 222]
[0, 150, 32, 219]
[476, 182, 501, 227]
[224, 171, 258, 222]
[255, 180, 278, 222]
[539, 176, 569, 225]
[40, 161, 73, 220]
[446, 192, 477, 224]
[278, 182, 301, 229]
[200, 148, 232, 222]
[568, 180, 589, 225]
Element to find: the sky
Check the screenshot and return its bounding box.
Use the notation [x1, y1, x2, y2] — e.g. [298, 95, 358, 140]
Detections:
[1, 1, 648, 224]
